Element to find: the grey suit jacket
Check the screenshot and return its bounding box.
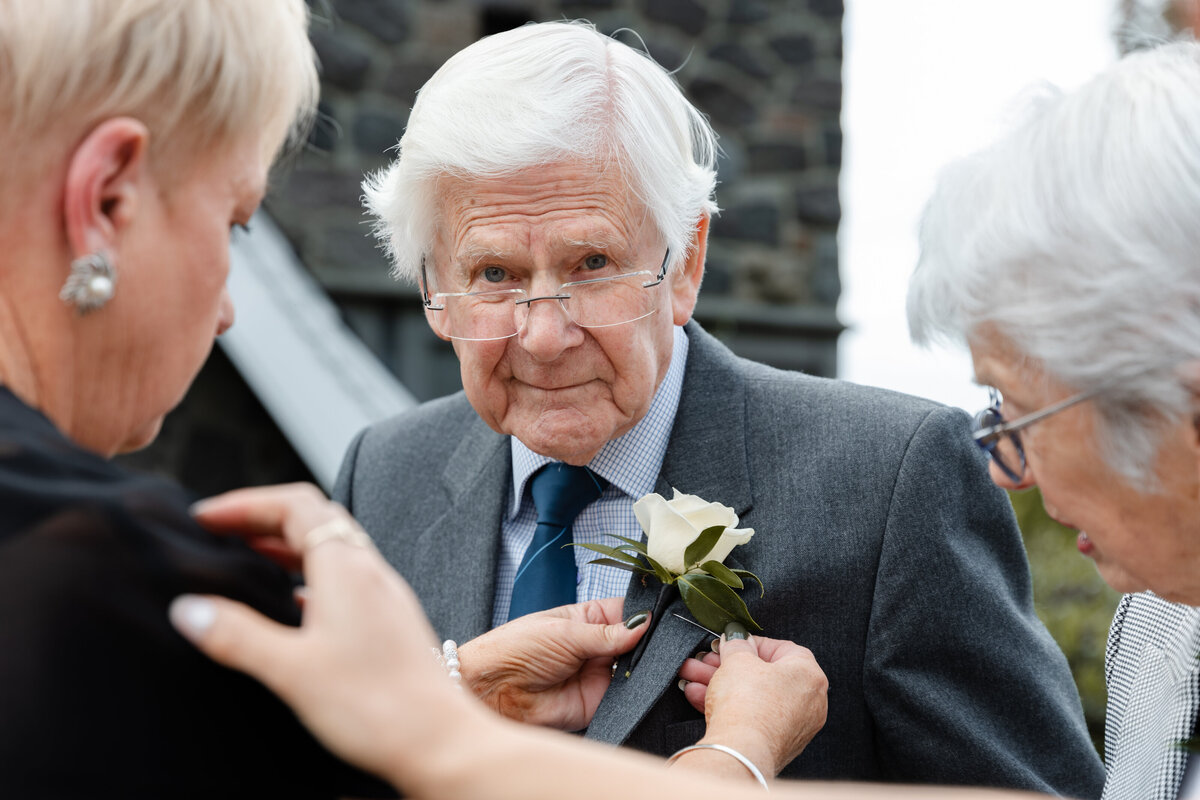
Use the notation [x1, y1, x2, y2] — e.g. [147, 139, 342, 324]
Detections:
[1102, 592, 1200, 800]
[335, 321, 1104, 797]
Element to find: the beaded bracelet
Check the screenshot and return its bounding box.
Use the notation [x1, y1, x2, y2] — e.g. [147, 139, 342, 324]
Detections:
[666, 743, 769, 790]
[431, 640, 464, 689]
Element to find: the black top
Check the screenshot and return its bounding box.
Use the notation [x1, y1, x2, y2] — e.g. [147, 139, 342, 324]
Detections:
[0, 388, 393, 799]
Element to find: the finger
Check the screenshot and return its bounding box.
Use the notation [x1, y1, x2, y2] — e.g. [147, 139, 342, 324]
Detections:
[753, 637, 813, 663]
[169, 594, 302, 697]
[713, 635, 759, 662]
[568, 612, 652, 660]
[682, 680, 707, 713]
[191, 483, 330, 539]
[678, 657, 717, 684]
[552, 596, 635, 626]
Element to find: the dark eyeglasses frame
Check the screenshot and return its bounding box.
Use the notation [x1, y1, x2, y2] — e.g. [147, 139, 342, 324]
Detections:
[973, 384, 1108, 482]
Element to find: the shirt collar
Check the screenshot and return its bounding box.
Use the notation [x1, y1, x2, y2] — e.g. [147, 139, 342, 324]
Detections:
[509, 324, 690, 518]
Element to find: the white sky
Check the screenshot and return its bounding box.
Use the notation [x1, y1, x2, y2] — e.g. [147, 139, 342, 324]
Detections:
[839, 1, 1119, 411]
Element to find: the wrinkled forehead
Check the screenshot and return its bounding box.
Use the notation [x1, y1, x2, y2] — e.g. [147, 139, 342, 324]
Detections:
[429, 162, 658, 260]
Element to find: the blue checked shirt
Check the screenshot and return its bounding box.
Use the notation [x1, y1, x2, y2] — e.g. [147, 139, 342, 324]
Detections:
[492, 325, 689, 627]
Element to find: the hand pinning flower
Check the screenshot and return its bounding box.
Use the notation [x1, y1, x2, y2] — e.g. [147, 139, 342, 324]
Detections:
[574, 489, 765, 675]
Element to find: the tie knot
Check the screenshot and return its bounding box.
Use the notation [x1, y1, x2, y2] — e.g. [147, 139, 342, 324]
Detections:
[530, 463, 605, 527]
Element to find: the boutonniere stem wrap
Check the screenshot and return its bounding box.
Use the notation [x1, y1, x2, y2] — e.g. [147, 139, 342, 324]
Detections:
[574, 489, 764, 677]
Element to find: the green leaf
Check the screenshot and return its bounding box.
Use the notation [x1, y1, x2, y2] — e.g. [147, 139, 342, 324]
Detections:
[604, 534, 648, 555]
[731, 569, 766, 598]
[701, 560, 743, 589]
[642, 553, 676, 585]
[570, 543, 644, 567]
[683, 525, 726, 569]
[585, 558, 649, 574]
[677, 573, 762, 632]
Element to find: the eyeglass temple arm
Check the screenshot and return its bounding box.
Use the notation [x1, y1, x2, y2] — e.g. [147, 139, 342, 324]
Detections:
[419, 257, 444, 311]
[642, 248, 671, 288]
[973, 384, 1106, 443]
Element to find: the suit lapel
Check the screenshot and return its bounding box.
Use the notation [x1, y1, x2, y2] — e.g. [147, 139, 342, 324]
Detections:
[589, 322, 755, 744]
[395, 416, 509, 642]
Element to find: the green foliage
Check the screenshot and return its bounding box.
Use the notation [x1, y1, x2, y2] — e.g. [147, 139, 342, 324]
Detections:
[1009, 488, 1121, 755]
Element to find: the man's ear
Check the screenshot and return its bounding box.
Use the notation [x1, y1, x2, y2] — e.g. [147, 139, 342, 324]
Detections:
[670, 213, 708, 326]
[424, 304, 453, 342]
[62, 118, 150, 259]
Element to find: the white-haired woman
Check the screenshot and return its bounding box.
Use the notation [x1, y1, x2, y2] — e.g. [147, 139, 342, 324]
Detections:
[907, 39, 1200, 800]
[0, 2, 668, 797]
[170, 36, 1200, 800]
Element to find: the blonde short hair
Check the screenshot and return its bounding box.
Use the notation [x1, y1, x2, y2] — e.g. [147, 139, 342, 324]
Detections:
[0, 0, 318, 171]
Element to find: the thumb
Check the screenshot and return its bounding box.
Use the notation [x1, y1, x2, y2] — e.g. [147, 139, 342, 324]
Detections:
[575, 613, 652, 659]
[715, 634, 758, 662]
[169, 594, 301, 695]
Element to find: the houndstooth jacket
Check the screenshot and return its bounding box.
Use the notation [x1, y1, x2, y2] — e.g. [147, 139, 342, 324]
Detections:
[1102, 592, 1200, 800]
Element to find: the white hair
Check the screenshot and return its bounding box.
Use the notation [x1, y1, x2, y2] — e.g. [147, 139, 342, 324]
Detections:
[363, 20, 719, 284]
[908, 41, 1200, 486]
[0, 0, 318, 174]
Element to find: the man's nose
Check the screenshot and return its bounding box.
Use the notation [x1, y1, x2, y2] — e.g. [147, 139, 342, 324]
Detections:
[988, 458, 1037, 491]
[516, 296, 583, 360]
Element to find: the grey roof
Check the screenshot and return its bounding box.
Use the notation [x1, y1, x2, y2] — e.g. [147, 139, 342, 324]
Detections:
[222, 212, 415, 491]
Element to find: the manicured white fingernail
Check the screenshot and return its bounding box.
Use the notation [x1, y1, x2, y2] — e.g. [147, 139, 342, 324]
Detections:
[169, 595, 216, 641]
[677, 678, 689, 691]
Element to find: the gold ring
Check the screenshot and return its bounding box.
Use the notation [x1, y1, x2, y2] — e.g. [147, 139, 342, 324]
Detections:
[304, 517, 373, 552]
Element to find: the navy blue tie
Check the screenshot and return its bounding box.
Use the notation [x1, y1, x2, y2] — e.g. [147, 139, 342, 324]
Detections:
[508, 463, 606, 621]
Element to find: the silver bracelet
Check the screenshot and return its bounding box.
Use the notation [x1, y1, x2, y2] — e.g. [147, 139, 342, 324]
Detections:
[666, 743, 769, 790]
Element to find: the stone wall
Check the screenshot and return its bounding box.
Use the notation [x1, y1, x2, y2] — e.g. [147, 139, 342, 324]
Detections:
[122, 0, 844, 490]
[267, 0, 845, 399]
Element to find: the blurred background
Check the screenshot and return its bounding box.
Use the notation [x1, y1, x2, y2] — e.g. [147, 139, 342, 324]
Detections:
[119, 0, 1194, 752]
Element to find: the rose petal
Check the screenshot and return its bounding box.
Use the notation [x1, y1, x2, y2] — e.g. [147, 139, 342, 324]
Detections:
[632, 492, 665, 537]
[668, 489, 711, 514]
[642, 500, 701, 574]
[703, 526, 755, 568]
[680, 500, 738, 532]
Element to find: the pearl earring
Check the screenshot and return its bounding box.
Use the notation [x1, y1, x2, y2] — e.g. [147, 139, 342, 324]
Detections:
[59, 252, 116, 314]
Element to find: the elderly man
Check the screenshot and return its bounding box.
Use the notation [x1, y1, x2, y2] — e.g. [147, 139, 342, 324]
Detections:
[336, 20, 1102, 795]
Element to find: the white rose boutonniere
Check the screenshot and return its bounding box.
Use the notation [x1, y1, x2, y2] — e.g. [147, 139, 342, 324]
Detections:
[575, 488, 765, 675]
[634, 489, 755, 575]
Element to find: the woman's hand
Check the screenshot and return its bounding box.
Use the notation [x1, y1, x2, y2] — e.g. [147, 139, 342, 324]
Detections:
[170, 484, 491, 792]
[461, 599, 650, 731]
[674, 633, 828, 779]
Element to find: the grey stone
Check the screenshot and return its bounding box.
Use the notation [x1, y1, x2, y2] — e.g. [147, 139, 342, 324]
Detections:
[728, 0, 770, 24]
[808, 0, 843, 20]
[383, 58, 442, 104]
[792, 78, 842, 112]
[310, 28, 371, 92]
[748, 142, 808, 173]
[715, 139, 747, 183]
[689, 78, 757, 126]
[276, 168, 365, 211]
[811, 232, 841, 306]
[644, 0, 708, 37]
[315, 224, 390, 275]
[333, 0, 411, 44]
[824, 126, 842, 167]
[353, 110, 406, 158]
[709, 42, 772, 79]
[710, 202, 780, 246]
[793, 186, 840, 225]
[769, 34, 816, 67]
[308, 101, 341, 153]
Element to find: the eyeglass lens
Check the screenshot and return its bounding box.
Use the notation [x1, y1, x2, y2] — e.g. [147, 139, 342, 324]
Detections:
[438, 272, 657, 341]
[974, 400, 1026, 482]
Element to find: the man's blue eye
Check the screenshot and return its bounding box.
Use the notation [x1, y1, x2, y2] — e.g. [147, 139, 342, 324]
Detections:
[584, 254, 608, 270]
[482, 266, 506, 282]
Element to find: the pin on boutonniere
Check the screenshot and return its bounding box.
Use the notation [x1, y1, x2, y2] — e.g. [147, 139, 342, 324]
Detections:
[575, 489, 764, 677]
